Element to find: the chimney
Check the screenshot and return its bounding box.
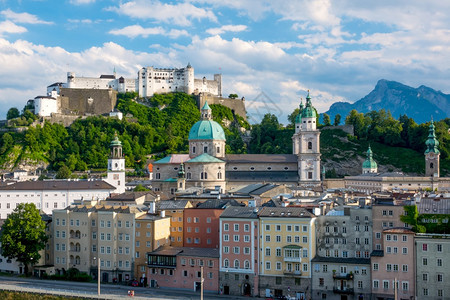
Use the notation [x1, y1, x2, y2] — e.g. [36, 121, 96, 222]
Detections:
[160, 210, 165, 218]
[149, 201, 156, 214]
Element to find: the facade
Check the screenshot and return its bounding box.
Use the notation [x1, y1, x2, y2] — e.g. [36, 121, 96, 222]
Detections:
[371, 228, 415, 300]
[52, 205, 146, 283]
[153, 92, 322, 197]
[156, 200, 193, 247]
[134, 212, 171, 284]
[414, 233, 450, 299]
[219, 206, 259, 296]
[312, 207, 372, 299]
[147, 246, 220, 292]
[258, 207, 316, 300]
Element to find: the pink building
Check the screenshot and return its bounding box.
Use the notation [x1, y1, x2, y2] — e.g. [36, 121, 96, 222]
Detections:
[147, 246, 219, 293]
[183, 199, 241, 248]
[219, 206, 259, 296]
[371, 228, 415, 300]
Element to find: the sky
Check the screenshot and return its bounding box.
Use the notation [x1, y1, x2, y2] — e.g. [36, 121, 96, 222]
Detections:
[0, 0, 449, 124]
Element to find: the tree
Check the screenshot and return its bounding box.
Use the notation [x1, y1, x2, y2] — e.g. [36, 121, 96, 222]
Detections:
[228, 93, 238, 99]
[334, 114, 341, 126]
[0, 203, 48, 275]
[56, 164, 72, 179]
[134, 184, 150, 191]
[7, 107, 20, 120]
[323, 113, 331, 126]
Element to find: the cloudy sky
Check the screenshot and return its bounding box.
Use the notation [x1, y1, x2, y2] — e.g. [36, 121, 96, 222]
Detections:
[1, 0, 449, 123]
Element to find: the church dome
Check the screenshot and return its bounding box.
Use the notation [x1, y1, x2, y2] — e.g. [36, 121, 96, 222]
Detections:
[362, 146, 377, 169]
[189, 120, 226, 140]
[301, 91, 317, 119]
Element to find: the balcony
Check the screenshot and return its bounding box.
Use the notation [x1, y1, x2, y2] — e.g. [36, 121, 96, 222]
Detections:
[333, 272, 354, 280]
[283, 270, 302, 277]
[333, 287, 354, 294]
[283, 245, 302, 263]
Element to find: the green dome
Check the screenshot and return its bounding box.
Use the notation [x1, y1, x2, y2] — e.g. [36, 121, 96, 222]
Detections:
[188, 120, 226, 140]
[301, 91, 317, 118]
[362, 146, 377, 169]
[110, 135, 122, 147]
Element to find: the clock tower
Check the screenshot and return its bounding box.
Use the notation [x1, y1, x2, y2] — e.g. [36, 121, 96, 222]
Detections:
[424, 120, 440, 177]
[106, 133, 126, 193]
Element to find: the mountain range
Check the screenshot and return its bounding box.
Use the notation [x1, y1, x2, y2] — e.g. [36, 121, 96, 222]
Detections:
[325, 79, 450, 124]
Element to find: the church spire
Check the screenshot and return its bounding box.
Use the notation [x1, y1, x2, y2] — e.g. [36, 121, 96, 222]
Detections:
[201, 101, 212, 120]
[425, 120, 440, 154]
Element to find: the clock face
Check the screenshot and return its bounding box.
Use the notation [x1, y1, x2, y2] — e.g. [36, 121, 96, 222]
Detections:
[429, 153, 435, 159]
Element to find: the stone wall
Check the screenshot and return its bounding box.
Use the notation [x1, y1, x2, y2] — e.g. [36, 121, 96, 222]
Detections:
[59, 88, 117, 115]
[322, 124, 354, 135]
[196, 93, 247, 121]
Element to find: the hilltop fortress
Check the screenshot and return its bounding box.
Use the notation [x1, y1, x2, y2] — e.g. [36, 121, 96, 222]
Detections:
[28, 63, 247, 124]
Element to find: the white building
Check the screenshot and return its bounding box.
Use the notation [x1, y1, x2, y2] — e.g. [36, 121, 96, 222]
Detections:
[0, 180, 116, 218]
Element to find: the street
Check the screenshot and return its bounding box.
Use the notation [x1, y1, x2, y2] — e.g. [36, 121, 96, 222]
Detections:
[0, 276, 252, 299]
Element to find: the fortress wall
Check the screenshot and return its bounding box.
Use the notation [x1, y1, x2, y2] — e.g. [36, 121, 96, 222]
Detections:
[59, 88, 117, 115]
[196, 93, 247, 121]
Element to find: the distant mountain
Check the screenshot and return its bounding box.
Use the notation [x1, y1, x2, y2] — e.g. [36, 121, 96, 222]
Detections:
[325, 79, 450, 124]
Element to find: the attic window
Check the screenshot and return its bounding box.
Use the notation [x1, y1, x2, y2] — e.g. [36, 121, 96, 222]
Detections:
[233, 167, 238, 170]
[267, 167, 272, 170]
[250, 167, 255, 171]
[284, 167, 289, 170]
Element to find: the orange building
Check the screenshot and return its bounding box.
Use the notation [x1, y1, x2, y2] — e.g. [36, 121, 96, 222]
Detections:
[157, 200, 193, 247]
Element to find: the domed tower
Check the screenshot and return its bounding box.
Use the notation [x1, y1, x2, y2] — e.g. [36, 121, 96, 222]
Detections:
[188, 101, 226, 158]
[294, 91, 321, 186]
[177, 162, 186, 191]
[106, 133, 126, 193]
[362, 146, 378, 174]
[424, 120, 440, 177]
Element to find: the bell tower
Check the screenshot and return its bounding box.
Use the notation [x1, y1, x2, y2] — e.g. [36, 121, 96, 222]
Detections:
[294, 91, 321, 187]
[106, 133, 126, 193]
[424, 120, 440, 177]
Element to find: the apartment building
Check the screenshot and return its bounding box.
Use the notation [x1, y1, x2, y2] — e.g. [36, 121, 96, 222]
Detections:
[312, 207, 372, 300]
[415, 233, 450, 299]
[147, 246, 219, 292]
[258, 207, 316, 300]
[134, 212, 170, 284]
[156, 200, 193, 247]
[219, 206, 259, 296]
[52, 205, 146, 283]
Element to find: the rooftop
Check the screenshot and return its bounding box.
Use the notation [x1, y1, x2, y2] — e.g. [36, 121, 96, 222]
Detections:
[148, 245, 219, 258]
[0, 180, 115, 191]
[220, 206, 259, 219]
[258, 207, 315, 218]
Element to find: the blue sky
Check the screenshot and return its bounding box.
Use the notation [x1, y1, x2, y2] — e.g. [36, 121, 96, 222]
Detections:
[1, 0, 449, 123]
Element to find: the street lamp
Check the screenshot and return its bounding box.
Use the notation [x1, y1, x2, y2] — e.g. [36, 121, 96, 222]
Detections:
[93, 257, 100, 297]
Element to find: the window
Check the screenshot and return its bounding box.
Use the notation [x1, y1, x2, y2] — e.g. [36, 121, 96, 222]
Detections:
[276, 248, 281, 257]
[402, 235, 407, 242]
[234, 224, 239, 231]
[265, 261, 271, 270]
[244, 247, 250, 254]
[265, 235, 270, 242]
[423, 273, 428, 281]
[265, 224, 270, 231]
[265, 248, 271, 256]
[223, 234, 229, 242]
[322, 264, 328, 272]
[437, 258, 442, 267]
[423, 258, 428, 266]
[224, 246, 230, 254]
[233, 247, 240, 254]
[276, 225, 281, 231]
[423, 244, 428, 251]
[276, 235, 281, 242]
[373, 280, 379, 289]
[402, 265, 408, 272]
[373, 263, 379, 271]
[383, 280, 389, 289]
[386, 264, 392, 272]
[437, 244, 442, 252]
[244, 224, 249, 232]
[276, 262, 282, 270]
[224, 223, 229, 231]
[402, 281, 409, 291]
[423, 289, 429, 296]
[358, 281, 363, 289]
[402, 247, 407, 254]
[303, 236, 308, 243]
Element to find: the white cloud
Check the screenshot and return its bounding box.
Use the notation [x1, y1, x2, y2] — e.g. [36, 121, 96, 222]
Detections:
[0, 20, 27, 35]
[107, 0, 217, 26]
[0, 9, 53, 25]
[206, 24, 247, 35]
[109, 25, 188, 39]
[70, 0, 96, 4]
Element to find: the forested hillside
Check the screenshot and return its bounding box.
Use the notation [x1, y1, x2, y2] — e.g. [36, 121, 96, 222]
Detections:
[0, 92, 248, 176]
[0, 92, 448, 178]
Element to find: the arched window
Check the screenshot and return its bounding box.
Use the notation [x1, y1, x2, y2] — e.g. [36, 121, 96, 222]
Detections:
[217, 172, 222, 179]
[204, 146, 208, 153]
[186, 172, 192, 179]
[308, 142, 312, 150]
[201, 172, 207, 180]
[430, 163, 434, 169]
[234, 259, 240, 269]
[217, 146, 220, 154]
[224, 259, 229, 268]
[192, 146, 196, 153]
[244, 260, 250, 269]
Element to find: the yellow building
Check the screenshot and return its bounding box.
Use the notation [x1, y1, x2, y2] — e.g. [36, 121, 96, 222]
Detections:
[258, 207, 316, 299]
[156, 200, 193, 247]
[134, 212, 171, 284]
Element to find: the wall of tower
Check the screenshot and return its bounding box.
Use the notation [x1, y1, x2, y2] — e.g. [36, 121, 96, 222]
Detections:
[425, 153, 440, 177]
[189, 140, 226, 158]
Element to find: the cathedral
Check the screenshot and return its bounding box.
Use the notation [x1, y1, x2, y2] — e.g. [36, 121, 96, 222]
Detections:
[151, 92, 321, 197]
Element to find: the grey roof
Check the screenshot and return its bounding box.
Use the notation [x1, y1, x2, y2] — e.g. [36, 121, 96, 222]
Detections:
[0, 180, 116, 191]
[226, 171, 298, 182]
[226, 154, 298, 163]
[311, 256, 370, 265]
[220, 206, 259, 219]
[136, 213, 167, 221]
[234, 183, 278, 195]
[65, 205, 144, 214]
[196, 199, 243, 209]
[157, 200, 191, 210]
[106, 191, 156, 201]
[258, 207, 315, 218]
[148, 245, 219, 258]
[418, 197, 450, 215]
